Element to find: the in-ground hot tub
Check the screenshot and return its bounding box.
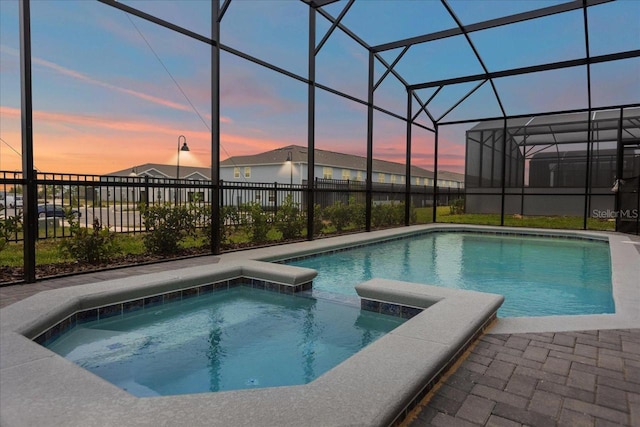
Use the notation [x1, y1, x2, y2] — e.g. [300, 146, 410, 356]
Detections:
[44, 284, 406, 396]
[0, 258, 503, 426]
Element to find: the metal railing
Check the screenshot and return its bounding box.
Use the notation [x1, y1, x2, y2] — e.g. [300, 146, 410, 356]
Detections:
[1, 171, 467, 244]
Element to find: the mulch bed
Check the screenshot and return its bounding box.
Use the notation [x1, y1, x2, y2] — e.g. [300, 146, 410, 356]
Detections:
[0, 249, 212, 286]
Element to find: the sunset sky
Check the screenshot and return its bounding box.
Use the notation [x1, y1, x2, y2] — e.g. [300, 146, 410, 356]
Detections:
[0, 0, 638, 175]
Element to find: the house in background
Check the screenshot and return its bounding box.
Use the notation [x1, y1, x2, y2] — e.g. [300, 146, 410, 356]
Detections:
[219, 145, 464, 208]
[102, 164, 211, 204]
[219, 145, 464, 189]
[104, 145, 465, 207]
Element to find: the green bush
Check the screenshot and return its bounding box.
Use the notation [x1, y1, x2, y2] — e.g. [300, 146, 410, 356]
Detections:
[0, 207, 21, 253]
[242, 202, 270, 243]
[349, 197, 366, 229]
[221, 205, 241, 244]
[409, 204, 417, 224]
[140, 204, 196, 255]
[275, 195, 305, 240]
[59, 216, 119, 264]
[323, 201, 351, 232]
[203, 205, 242, 245]
[313, 204, 324, 236]
[372, 202, 409, 228]
[450, 198, 465, 215]
[371, 204, 384, 228]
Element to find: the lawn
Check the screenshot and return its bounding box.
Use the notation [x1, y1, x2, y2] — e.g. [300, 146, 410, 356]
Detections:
[415, 206, 615, 231]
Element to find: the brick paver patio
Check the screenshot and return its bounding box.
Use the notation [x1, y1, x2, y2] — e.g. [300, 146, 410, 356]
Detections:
[1, 260, 638, 427]
[405, 329, 640, 427]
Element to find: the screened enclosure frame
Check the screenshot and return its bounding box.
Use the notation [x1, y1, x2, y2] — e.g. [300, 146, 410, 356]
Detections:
[13, 0, 640, 282]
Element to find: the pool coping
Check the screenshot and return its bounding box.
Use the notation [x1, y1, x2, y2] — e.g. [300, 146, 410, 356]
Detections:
[1, 224, 638, 426]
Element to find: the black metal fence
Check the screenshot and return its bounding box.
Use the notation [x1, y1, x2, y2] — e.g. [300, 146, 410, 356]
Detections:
[0, 171, 465, 244]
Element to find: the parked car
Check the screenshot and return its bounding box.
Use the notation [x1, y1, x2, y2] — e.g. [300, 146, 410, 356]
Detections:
[0, 194, 15, 208]
[37, 204, 81, 218]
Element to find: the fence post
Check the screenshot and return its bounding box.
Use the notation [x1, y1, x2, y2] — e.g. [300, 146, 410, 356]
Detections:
[273, 182, 278, 217]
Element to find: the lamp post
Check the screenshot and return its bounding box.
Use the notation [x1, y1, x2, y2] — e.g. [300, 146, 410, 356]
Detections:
[286, 151, 293, 187]
[176, 135, 189, 204]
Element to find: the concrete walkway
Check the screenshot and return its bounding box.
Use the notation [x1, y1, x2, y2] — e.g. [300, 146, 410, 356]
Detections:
[1, 257, 638, 427]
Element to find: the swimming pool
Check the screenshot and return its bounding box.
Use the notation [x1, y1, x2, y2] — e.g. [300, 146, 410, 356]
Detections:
[45, 286, 405, 396]
[286, 232, 614, 317]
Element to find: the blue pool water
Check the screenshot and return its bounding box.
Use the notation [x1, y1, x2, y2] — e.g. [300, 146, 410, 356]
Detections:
[46, 287, 404, 396]
[286, 232, 614, 317]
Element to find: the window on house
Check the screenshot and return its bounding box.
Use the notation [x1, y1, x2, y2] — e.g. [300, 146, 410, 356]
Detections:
[415, 177, 420, 185]
[234, 167, 240, 178]
[401, 176, 405, 184]
[356, 171, 363, 181]
[378, 173, 385, 183]
[244, 167, 251, 178]
[342, 169, 350, 180]
[391, 175, 397, 184]
[323, 167, 333, 179]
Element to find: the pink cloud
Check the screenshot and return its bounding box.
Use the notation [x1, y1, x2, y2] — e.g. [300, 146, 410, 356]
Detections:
[220, 67, 302, 114]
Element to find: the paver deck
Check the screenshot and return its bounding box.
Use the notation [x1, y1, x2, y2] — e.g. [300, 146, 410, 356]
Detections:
[405, 328, 640, 427]
[1, 256, 638, 427]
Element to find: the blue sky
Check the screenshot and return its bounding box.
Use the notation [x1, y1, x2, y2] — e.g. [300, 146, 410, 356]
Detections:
[0, 0, 638, 175]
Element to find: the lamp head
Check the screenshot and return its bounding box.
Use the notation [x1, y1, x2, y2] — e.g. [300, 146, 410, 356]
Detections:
[180, 142, 190, 152]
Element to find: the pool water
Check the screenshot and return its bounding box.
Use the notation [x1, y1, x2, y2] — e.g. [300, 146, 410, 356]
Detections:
[46, 287, 404, 396]
[287, 232, 614, 317]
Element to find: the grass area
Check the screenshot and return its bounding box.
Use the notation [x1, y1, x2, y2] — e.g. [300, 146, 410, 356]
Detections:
[0, 234, 146, 268]
[413, 206, 615, 231]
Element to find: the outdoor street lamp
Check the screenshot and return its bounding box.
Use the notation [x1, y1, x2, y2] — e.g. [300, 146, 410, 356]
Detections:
[286, 151, 293, 187]
[176, 135, 190, 180]
[176, 135, 189, 204]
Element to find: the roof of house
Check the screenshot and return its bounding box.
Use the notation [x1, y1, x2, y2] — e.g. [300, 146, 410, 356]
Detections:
[107, 164, 211, 180]
[220, 145, 464, 182]
[108, 146, 464, 183]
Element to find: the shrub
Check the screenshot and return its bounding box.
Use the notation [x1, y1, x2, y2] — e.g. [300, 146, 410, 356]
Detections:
[372, 202, 408, 228]
[349, 197, 366, 229]
[323, 201, 351, 232]
[221, 205, 241, 244]
[275, 195, 305, 240]
[59, 216, 119, 264]
[450, 198, 465, 215]
[391, 202, 405, 225]
[242, 202, 270, 243]
[0, 206, 21, 253]
[409, 204, 417, 224]
[140, 204, 196, 255]
[371, 203, 388, 228]
[313, 204, 324, 236]
[204, 205, 241, 245]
